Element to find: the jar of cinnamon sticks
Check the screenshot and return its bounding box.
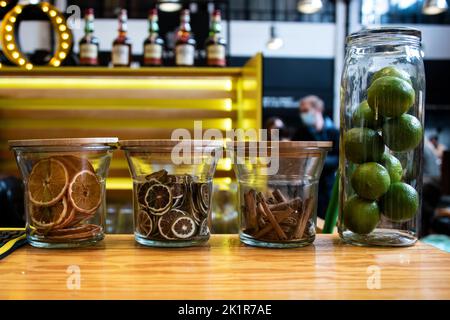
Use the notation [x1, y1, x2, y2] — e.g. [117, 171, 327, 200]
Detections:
[229, 141, 332, 248]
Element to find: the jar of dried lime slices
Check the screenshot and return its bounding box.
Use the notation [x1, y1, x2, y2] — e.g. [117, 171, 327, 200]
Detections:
[121, 140, 222, 247]
[9, 138, 118, 248]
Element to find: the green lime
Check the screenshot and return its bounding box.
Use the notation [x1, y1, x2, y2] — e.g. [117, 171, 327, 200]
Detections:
[379, 153, 403, 183]
[372, 66, 412, 85]
[344, 128, 385, 164]
[343, 195, 380, 234]
[352, 100, 383, 129]
[382, 114, 423, 152]
[381, 182, 419, 222]
[351, 162, 391, 200]
[367, 76, 415, 118]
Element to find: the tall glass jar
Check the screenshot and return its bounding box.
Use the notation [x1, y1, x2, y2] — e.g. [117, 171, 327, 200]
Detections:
[339, 28, 425, 246]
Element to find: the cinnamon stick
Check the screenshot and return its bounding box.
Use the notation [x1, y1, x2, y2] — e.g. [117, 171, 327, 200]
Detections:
[244, 190, 258, 231]
[254, 207, 293, 238]
[268, 197, 302, 211]
[292, 197, 314, 239]
[259, 200, 287, 240]
[273, 189, 287, 203]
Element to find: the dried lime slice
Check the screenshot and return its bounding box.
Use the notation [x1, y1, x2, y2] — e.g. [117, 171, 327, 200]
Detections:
[199, 183, 210, 207]
[199, 218, 210, 236]
[145, 169, 168, 183]
[137, 179, 159, 207]
[158, 209, 185, 240]
[171, 216, 197, 239]
[137, 209, 153, 237]
[145, 183, 172, 215]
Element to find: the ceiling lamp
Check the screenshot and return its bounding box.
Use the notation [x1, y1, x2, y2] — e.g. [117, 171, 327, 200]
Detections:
[158, 0, 182, 12]
[266, 25, 283, 50]
[297, 0, 323, 14]
[422, 0, 448, 15]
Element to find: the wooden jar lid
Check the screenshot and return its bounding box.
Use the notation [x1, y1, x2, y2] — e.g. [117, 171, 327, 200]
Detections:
[9, 137, 119, 148]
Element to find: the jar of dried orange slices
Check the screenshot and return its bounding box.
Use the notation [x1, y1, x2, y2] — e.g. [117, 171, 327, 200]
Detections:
[9, 138, 118, 248]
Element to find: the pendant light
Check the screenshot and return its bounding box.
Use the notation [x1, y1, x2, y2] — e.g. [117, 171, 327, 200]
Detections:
[297, 0, 323, 14]
[422, 0, 448, 15]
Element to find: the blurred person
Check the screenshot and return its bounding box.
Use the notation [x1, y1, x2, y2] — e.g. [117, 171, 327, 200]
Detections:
[421, 138, 442, 236]
[292, 95, 339, 219]
[429, 134, 446, 161]
[264, 116, 290, 141]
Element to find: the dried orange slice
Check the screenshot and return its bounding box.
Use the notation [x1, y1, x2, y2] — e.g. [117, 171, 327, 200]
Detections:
[28, 158, 69, 206]
[68, 170, 102, 214]
[145, 183, 172, 215]
[171, 216, 196, 239]
[137, 209, 153, 237]
[53, 155, 95, 178]
[30, 196, 68, 229]
[53, 205, 75, 229]
[66, 210, 93, 228]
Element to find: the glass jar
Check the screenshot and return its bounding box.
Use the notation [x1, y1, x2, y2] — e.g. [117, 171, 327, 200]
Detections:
[230, 141, 331, 248]
[9, 138, 118, 248]
[121, 139, 222, 247]
[339, 28, 425, 246]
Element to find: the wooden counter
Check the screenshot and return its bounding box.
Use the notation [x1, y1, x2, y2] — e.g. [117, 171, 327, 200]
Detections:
[1, 234, 449, 300]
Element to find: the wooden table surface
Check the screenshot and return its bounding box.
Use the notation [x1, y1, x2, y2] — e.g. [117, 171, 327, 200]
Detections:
[1, 234, 449, 300]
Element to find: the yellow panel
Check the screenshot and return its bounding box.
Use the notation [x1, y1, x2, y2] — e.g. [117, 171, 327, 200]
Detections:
[0, 98, 234, 111]
[0, 118, 233, 130]
[0, 77, 233, 91]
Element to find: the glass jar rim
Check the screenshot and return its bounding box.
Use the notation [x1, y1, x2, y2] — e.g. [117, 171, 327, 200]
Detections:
[120, 139, 223, 152]
[346, 27, 421, 45]
[8, 137, 118, 149]
[226, 140, 332, 150]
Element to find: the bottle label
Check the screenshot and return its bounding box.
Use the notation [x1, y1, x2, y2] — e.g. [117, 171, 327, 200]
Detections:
[175, 44, 195, 66]
[144, 44, 162, 65]
[112, 44, 130, 65]
[207, 44, 226, 66]
[80, 43, 98, 65]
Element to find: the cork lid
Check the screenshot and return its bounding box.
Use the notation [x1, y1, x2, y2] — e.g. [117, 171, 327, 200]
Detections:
[9, 137, 118, 148]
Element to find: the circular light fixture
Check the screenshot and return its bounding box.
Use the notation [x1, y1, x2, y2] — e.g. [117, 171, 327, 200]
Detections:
[297, 0, 323, 14]
[0, 2, 73, 68]
[266, 25, 283, 50]
[158, 0, 182, 12]
[422, 0, 448, 15]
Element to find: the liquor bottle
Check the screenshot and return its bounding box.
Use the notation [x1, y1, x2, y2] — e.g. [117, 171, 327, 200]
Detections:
[175, 9, 196, 66]
[112, 9, 132, 67]
[205, 10, 226, 67]
[143, 9, 164, 66]
[79, 8, 99, 66]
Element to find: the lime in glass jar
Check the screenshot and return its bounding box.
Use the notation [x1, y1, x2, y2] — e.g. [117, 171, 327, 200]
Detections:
[339, 28, 425, 246]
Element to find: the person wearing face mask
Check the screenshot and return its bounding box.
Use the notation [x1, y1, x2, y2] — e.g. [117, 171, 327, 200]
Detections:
[292, 95, 339, 220]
